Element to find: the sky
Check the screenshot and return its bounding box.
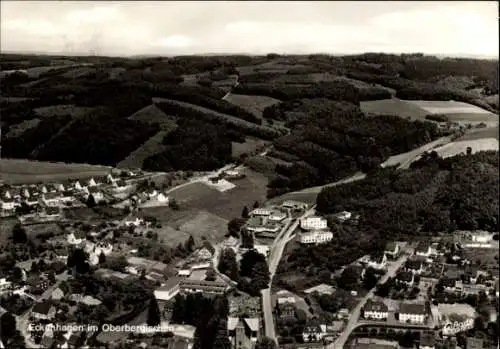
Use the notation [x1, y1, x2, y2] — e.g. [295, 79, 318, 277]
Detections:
[1, 1, 498, 57]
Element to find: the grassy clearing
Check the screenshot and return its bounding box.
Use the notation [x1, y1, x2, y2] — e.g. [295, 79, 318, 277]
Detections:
[0, 158, 111, 184]
[33, 104, 95, 119]
[223, 93, 281, 118]
[5, 118, 41, 138]
[155, 167, 268, 220]
[232, 137, 270, 158]
[433, 138, 499, 158]
[406, 100, 498, 122]
[128, 104, 176, 125]
[462, 247, 499, 276]
[360, 98, 429, 120]
[456, 126, 499, 141]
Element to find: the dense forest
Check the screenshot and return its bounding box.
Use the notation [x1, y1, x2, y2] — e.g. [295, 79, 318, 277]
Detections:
[276, 151, 499, 291]
[1, 52, 497, 174]
[262, 99, 440, 196]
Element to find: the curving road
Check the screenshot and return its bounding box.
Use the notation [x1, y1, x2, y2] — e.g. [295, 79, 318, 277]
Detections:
[327, 248, 414, 349]
[261, 206, 317, 343]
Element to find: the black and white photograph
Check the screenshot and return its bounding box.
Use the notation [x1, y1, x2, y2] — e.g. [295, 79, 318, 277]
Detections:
[0, 1, 498, 349]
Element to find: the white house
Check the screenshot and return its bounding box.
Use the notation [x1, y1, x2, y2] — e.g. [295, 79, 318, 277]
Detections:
[302, 322, 327, 343]
[282, 200, 308, 210]
[299, 231, 333, 244]
[250, 208, 272, 217]
[0, 198, 16, 211]
[56, 183, 65, 192]
[67, 231, 86, 245]
[367, 253, 387, 270]
[157, 193, 169, 204]
[415, 243, 432, 257]
[154, 278, 181, 301]
[41, 192, 62, 207]
[73, 181, 83, 191]
[300, 216, 328, 230]
[463, 231, 494, 247]
[87, 178, 97, 187]
[333, 211, 352, 222]
[398, 303, 427, 324]
[363, 300, 389, 320]
[1, 189, 12, 200]
[384, 242, 400, 259]
[123, 216, 144, 227]
[254, 244, 270, 258]
[0, 278, 12, 292]
[268, 210, 287, 222]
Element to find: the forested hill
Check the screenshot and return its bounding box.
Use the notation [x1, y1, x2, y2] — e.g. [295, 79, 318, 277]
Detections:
[1, 53, 498, 189]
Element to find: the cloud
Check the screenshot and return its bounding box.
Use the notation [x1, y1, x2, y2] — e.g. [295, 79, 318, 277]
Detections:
[0, 1, 498, 56]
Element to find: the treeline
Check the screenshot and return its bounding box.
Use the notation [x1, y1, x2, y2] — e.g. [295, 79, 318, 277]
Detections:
[34, 111, 159, 166]
[317, 151, 499, 234]
[264, 99, 439, 196]
[154, 100, 282, 140]
[171, 294, 231, 349]
[143, 118, 236, 172]
[233, 80, 391, 102]
[2, 115, 71, 159]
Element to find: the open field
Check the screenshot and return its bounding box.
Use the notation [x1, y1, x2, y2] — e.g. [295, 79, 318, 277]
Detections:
[360, 98, 429, 120]
[0, 218, 17, 247]
[33, 104, 94, 118]
[432, 138, 499, 158]
[153, 167, 268, 220]
[127, 104, 176, 125]
[223, 93, 281, 118]
[5, 118, 41, 138]
[456, 126, 499, 141]
[407, 100, 494, 114]
[0, 158, 111, 184]
[232, 137, 269, 158]
[462, 247, 499, 276]
[117, 127, 176, 169]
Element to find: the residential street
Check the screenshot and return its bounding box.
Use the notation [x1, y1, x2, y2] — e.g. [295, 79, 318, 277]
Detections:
[261, 206, 317, 343]
[328, 248, 414, 349]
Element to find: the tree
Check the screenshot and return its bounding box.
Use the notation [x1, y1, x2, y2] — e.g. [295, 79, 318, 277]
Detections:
[241, 205, 249, 218]
[205, 269, 216, 281]
[253, 201, 260, 209]
[255, 337, 278, 349]
[185, 235, 195, 253]
[218, 249, 239, 281]
[11, 267, 24, 283]
[170, 198, 180, 210]
[212, 317, 231, 349]
[67, 248, 89, 274]
[0, 311, 17, 342]
[467, 146, 472, 155]
[12, 223, 28, 244]
[363, 268, 379, 290]
[86, 194, 96, 208]
[338, 266, 361, 290]
[227, 218, 246, 238]
[98, 251, 106, 264]
[147, 296, 161, 326]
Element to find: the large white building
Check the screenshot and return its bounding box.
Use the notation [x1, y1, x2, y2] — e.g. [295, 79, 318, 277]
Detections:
[363, 300, 389, 320]
[300, 216, 328, 231]
[250, 208, 272, 217]
[398, 303, 427, 324]
[299, 231, 333, 244]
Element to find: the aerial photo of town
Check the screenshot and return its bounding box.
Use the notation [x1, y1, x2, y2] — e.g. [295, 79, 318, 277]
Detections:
[0, 1, 499, 349]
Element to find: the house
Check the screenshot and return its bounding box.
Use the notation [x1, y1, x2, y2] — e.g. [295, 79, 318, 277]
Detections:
[303, 284, 336, 296]
[302, 320, 327, 342]
[363, 300, 389, 320]
[38, 184, 48, 194]
[227, 317, 259, 349]
[268, 210, 287, 222]
[43, 207, 61, 218]
[1, 189, 12, 200]
[88, 187, 105, 203]
[254, 244, 270, 258]
[32, 301, 56, 320]
[415, 243, 432, 257]
[0, 278, 12, 293]
[113, 179, 128, 190]
[420, 332, 436, 349]
[384, 242, 400, 259]
[396, 271, 414, 286]
[277, 301, 296, 320]
[398, 302, 427, 324]
[466, 337, 484, 349]
[367, 253, 387, 270]
[179, 279, 230, 296]
[73, 180, 84, 191]
[441, 277, 460, 293]
[27, 275, 50, 293]
[178, 269, 192, 277]
[332, 210, 352, 222]
[51, 287, 65, 301]
[123, 216, 144, 227]
[87, 178, 97, 187]
[157, 192, 169, 204]
[282, 200, 308, 210]
[0, 198, 16, 211]
[41, 192, 62, 207]
[462, 231, 494, 248]
[193, 245, 214, 261]
[145, 187, 158, 199]
[299, 230, 333, 244]
[250, 208, 272, 217]
[300, 216, 328, 230]
[405, 259, 424, 274]
[67, 231, 86, 245]
[106, 173, 115, 185]
[56, 183, 65, 192]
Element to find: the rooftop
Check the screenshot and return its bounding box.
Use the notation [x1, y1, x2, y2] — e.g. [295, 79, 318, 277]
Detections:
[398, 302, 426, 315]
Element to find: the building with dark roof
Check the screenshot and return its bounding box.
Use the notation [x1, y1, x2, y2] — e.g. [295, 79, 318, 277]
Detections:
[398, 302, 427, 324]
[363, 300, 389, 320]
[32, 301, 56, 320]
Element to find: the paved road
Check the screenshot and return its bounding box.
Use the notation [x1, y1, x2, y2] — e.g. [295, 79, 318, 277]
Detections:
[261, 206, 317, 343]
[328, 249, 414, 349]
